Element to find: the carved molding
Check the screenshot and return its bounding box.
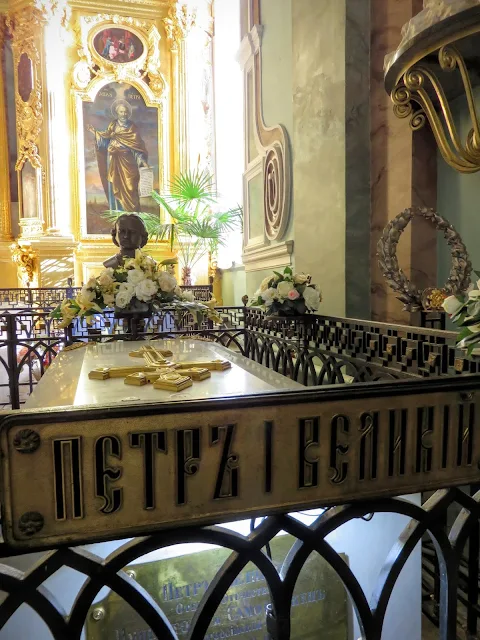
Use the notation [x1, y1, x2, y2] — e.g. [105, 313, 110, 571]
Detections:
[377, 206, 471, 311]
[72, 13, 167, 103]
[18, 217, 44, 239]
[241, 15, 291, 251]
[163, 2, 196, 52]
[243, 240, 294, 272]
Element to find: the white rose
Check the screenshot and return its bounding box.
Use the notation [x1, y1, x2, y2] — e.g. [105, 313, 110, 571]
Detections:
[157, 271, 177, 292]
[182, 290, 195, 302]
[303, 286, 321, 311]
[442, 295, 465, 315]
[262, 287, 276, 304]
[174, 285, 183, 297]
[98, 268, 114, 288]
[127, 268, 146, 286]
[135, 278, 158, 302]
[276, 280, 294, 298]
[468, 289, 480, 299]
[293, 273, 309, 285]
[115, 283, 135, 308]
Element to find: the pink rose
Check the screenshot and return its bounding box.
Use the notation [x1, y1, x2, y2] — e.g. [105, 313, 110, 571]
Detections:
[287, 289, 300, 300]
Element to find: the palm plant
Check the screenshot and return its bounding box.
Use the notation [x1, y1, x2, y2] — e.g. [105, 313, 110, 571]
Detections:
[102, 169, 242, 284]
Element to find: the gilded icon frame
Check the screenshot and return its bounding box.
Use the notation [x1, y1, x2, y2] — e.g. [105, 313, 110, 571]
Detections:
[70, 15, 169, 242]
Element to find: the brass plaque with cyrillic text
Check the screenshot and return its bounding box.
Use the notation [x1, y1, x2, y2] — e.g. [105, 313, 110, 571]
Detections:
[1, 384, 479, 549]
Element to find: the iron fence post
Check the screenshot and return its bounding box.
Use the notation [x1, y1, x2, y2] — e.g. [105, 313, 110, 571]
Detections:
[467, 484, 480, 636]
[5, 314, 20, 410]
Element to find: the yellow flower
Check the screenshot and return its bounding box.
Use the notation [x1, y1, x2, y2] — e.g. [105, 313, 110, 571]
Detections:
[204, 297, 217, 309]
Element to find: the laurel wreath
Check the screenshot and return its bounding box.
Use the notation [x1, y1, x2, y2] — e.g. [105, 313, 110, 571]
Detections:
[377, 207, 471, 311]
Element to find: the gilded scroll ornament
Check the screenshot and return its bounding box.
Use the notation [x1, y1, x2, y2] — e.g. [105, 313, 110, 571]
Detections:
[163, 2, 196, 51]
[377, 207, 471, 311]
[10, 241, 38, 284]
[391, 44, 480, 173]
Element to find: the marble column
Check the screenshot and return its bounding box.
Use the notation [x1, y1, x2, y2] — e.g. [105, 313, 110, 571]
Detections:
[370, 0, 437, 324]
[292, 0, 371, 318]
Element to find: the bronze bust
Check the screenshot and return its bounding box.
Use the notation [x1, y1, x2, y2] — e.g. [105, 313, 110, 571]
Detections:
[104, 214, 148, 269]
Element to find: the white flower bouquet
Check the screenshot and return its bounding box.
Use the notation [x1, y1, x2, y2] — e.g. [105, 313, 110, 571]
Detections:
[442, 274, 480, 354]
[250, 266, 322, 316]
[51, 250, 220, 328]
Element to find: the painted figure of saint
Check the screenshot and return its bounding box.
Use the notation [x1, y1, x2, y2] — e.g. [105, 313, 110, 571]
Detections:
[87, 100, 148, 212]
[102, 37, 112, 58]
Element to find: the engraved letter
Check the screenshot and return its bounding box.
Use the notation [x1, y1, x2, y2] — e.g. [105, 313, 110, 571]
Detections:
[329, 415, 349, 484]
[95, 436, 122, 514]
[359, 412, 378, 481]
[264, 421, 273, 493]
[210, 424, 239, 499]
[129, 431, 167, 509]
[457, 397, 475, 467]
[298, 418, 319, 488]
[388, 409, 407, 477]
[53, 437, 83, 520]
[176, 429, 200, 505]
[416, 407, 434, 473]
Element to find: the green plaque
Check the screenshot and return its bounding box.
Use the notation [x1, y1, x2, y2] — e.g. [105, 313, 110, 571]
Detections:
[86, 534, 350, 639]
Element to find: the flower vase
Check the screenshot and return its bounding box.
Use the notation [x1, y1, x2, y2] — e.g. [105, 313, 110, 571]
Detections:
[182, 266, 192, 286]
[114, 298, 151, 320]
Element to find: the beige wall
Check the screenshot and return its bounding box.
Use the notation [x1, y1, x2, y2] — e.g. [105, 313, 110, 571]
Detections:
[292, 0, 347, 316]
[244, 0, 294, 296]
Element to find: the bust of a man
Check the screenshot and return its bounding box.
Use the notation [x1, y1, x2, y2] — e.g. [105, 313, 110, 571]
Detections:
[104, 214, 148, 269]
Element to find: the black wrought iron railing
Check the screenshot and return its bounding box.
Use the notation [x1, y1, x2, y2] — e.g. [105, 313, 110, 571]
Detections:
[0, 285, 214, 309]
[0, 308, 479, 639]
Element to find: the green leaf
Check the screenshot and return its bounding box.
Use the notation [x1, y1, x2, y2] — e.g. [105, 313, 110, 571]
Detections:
[273, 271, 284, 280]
[474, 270, 480, 279]
[284, 266, 292, 275]
[458, 326, 473, 342]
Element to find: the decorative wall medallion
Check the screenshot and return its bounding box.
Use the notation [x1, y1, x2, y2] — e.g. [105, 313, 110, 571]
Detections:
[377, 206, 471, 311]
[264, 143, 288, 240]
[18, 511, 44, 536]
[13, 429, 40, 453]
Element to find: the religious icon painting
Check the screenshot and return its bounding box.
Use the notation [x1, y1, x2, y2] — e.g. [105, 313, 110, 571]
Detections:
[93, 28, 144, 64]
[82, 82, 160, 235]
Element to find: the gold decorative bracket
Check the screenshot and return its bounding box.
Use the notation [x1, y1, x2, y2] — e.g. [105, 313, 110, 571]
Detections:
[385, 5, 480, 174]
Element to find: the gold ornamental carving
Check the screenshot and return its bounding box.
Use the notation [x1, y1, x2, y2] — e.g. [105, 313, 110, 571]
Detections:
[6, 6, 51, 171]
[391, 45, 480, 173]
[385, 3, 480, 173]
[163, 2, 196, 52]
[10, 241, 38, 285]
[73, 14, 166, 102]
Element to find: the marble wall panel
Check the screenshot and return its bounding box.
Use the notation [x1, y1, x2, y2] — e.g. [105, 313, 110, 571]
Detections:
[292, 0, 347, 317]
[370, 0, 437, 324]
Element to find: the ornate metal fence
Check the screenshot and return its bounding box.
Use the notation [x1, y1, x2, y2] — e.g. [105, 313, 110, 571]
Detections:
[0, 285, 213, 309]
[1, 378, 480, 639]
[1, 308, 480, 638]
